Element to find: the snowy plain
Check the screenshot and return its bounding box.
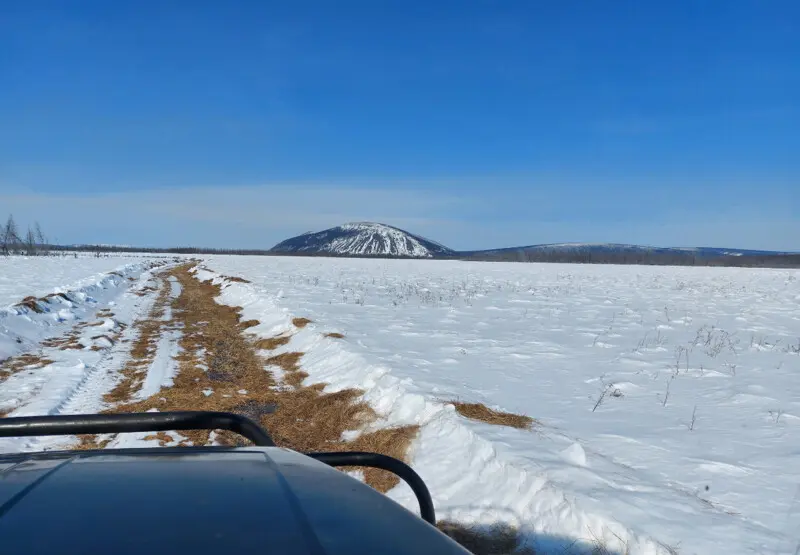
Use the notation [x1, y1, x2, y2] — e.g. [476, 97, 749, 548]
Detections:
[0, 253, 798, 553]
[0, 253, 166, 307]
[202, 255, 800, 555]
[0, 256, 175, 448]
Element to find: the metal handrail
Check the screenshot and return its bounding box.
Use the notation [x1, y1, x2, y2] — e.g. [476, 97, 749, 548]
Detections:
[0, 411, 275, 446]
[306, 451, 436, 525]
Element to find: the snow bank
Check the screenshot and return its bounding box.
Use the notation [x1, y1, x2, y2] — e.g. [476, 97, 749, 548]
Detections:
[0, 260, 166, 360]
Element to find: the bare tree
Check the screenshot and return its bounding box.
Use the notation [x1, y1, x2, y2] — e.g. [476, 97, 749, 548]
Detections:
[1, 215, 20, 255]
[34, 222, 47, 253]
[25, 226, 37, 256]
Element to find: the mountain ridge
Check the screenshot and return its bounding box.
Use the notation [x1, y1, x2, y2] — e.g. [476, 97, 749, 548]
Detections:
[270, 222, 792, 259]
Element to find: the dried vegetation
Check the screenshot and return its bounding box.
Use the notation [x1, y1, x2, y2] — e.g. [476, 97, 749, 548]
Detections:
[91, 265, 417, 492]
[450, 401, 536, 430]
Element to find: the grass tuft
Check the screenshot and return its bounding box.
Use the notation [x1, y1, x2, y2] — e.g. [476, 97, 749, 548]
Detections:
[324, 332, 345, 339]
[223, 275, 251, 284]
[450, 401, 535, 430]
[253, 335, 291, 350]
[16, 296, 44, 314]
[438, 522, 533, 555]
[1, 354, 55, 384]
[292, 317, 313, 328]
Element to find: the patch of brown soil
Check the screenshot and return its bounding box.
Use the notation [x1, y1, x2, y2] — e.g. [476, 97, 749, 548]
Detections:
[450, 402, 535, 430]
[324, 332, 345, 339]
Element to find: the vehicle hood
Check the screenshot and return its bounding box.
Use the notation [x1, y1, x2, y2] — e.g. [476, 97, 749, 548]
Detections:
[0, 447, 469, 555]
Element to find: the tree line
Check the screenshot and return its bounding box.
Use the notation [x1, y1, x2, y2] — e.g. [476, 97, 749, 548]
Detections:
[449, 249, 800, 268]
[1, 214, 48, 256]
[51, 244, 800, 268]
[4, 213, 796, 268]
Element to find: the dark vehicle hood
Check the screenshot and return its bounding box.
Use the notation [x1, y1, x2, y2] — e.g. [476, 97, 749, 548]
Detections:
[0, 447, 469, 555]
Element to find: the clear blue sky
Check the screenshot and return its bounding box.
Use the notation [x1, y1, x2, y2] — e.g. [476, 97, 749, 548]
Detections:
[1, 1, 798, 250]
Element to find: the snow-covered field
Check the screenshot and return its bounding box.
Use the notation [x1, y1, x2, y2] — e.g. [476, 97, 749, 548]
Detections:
[0, 257, 174, 423]
[0, 253, 169, 307]
[1, 253, 798, 554]
[203, 255, 800, 554]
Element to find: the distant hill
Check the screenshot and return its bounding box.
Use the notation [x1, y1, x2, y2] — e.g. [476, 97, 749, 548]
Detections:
[463, 243, 788, 258]
[268, 224, 795, 266]
[270, 222, 455, 258]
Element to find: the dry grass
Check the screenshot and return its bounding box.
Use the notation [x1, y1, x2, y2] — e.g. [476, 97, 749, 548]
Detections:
[450, 402, 535, 430]
[253, 335, 291, 350]
[77, 320, 106, 328]
[91, 334, 116, 344]
[102, 273, 174, 404]
[1, 352, 56, 388]
[41, 292, 72, 303]
[222, 275, 251, 284]
[42, 329, 83, 350]
[292, 317, 313, 328]
[142, 431, 191, 447]
[92, 265, 417, 491]
[240, 319, 260, 330]
[133, 285, 159, 297]
[324, 332, 345, 339]
[438, 522, 533, 555]
[74, 434, 113, 450]
[15, 296, 44, 314]
[0, 353, 55, 379]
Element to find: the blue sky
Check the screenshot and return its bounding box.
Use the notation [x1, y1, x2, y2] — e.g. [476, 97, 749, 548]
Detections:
[1, 1, 798, 250]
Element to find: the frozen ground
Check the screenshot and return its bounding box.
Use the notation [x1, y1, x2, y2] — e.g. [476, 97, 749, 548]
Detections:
[203, 255, 800, 554]
[0, 253, 166, 307]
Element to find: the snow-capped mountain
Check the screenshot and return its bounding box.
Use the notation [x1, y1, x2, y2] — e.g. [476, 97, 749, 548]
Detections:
[270, 222, 455, 258]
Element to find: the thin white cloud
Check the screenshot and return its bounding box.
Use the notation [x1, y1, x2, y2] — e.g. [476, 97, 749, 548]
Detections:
[0, 181, 795, 252]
